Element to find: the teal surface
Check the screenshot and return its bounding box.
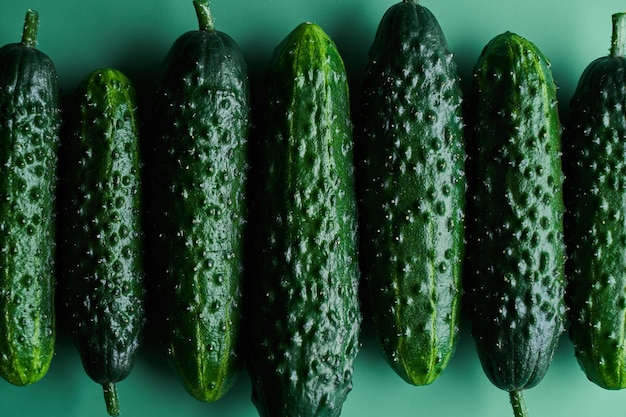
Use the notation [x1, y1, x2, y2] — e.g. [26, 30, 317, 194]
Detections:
[0, 0, 624, 416]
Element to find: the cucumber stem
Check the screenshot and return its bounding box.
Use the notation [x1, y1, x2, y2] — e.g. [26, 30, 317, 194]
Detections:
[509, 390, 529, 417]
[21, 9, 39, 47]
[611, 13, 626, 57]
[193, 0, 215, 32]
[103, 382, 121, 416]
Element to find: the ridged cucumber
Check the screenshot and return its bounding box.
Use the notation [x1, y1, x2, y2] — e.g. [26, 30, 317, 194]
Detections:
[357, 0, 466, 385]
[565, 12, 626, 390]
[149, 0, 250, 402]
[465, 31, 566, 416]
[60, 68, 144, 416]
[0, 9, 60, 386]
[247, 22, 361, 417]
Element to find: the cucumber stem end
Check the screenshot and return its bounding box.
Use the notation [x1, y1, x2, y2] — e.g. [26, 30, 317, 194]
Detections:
[103, 382, 121, 416]
[611, 12, 626, 57]
[193, 0, 215, 32]
[21, 9, 39, 47]
[509, 390, 529, 417]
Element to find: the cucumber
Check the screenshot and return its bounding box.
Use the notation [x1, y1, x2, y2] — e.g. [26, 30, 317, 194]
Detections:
[59, 68, 144, 416]
[565, 12, 626, 390]
[464, 31, 566, 416]
[247, 22, 361, 417]
[149, 0, 250, 402]
[357, 0, 466, 385]
[0, 9, 59, 386]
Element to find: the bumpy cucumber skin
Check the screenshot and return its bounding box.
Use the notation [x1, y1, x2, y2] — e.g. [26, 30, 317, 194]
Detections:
[0, 36, 59, 386]
[248, 23, 361, 417]
[465, 32, 566, 392]
[151, 25, 250, 402]
[565, 54, 626, 390]
[61, 69, 144, 388]
[357, 1, 465, 386]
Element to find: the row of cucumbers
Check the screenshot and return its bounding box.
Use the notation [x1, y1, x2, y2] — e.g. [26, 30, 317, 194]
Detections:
[0, 0, 623, 416]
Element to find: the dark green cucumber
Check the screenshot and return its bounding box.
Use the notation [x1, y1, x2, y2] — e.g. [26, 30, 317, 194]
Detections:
[60, 68, 144, 416]
[247, 22, 361, 417]
[357, 0, 465, 385]
[465, 32, 566, 416]
[0, 9, 59, 386]
[565, 12, 626, 390]
[150, 0, 250, 402]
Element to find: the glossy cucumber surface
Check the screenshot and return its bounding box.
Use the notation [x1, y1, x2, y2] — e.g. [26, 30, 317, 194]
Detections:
[0, 9, 59, 387]
[60, 68, 144, 416]
[565, 12, 626, 390]
[465, 31, 566, 412]
[248, 22, 361, 417]
[357, 0, 466, 386]
[149, 0, 250, 402]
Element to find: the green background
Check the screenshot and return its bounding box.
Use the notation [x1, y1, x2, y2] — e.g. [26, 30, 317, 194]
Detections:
[0, 0, 624, 416]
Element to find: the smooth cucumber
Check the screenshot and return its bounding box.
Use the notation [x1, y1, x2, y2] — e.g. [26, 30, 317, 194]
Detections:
[247, 22, 361, 417]
[465, 31, 566, 416]
[565, 12, 626, 390]
[149, 0, 250, 402]
[357, 0, 466, 386]
[60, 68, 144, 416]
[0, 9, 59, 386]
